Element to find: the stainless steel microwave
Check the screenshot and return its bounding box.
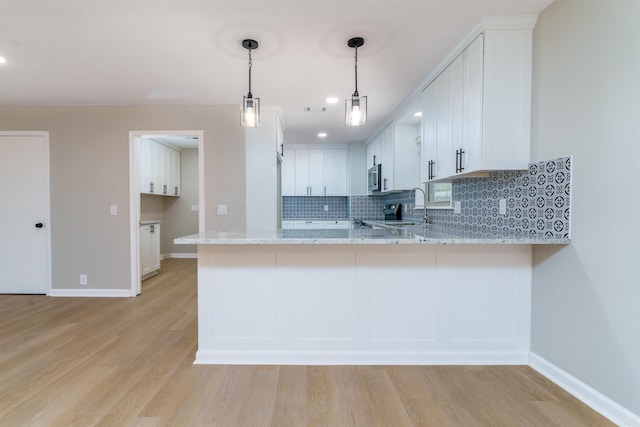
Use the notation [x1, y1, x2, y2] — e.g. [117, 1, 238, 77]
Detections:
[368, 164, 381, 192]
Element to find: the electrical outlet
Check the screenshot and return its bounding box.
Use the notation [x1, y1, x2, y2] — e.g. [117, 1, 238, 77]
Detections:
[216, 204, 228, 215]
[80, 274, 87, 285]
[454, 201, 461, 214]
[110, 204, 118, 215]
[499, 199, 507, 215]
[323, 205, 329, 212]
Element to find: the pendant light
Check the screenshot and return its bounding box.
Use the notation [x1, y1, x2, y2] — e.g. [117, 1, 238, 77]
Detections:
[345, 37, 367, 126]
[241, 39, 260, 127]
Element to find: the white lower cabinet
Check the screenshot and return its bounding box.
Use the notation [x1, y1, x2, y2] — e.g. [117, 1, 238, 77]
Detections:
[324, 220, 351, 229]
[195, 244, 532, 365]
[294, 220, 325, 230]
[140, 222, 161, 279]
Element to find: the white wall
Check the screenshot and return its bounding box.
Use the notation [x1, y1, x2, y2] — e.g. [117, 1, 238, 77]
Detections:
[349, 141, 367, 195]
[246, 109, 280, 230]
[531, 0, 640, 417]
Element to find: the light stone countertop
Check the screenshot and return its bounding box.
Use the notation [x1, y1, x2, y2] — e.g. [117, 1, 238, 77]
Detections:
[174, 224, 570, 245]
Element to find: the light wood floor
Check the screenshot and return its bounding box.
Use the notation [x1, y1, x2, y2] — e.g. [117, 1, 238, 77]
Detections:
[0, 258, 614, 427]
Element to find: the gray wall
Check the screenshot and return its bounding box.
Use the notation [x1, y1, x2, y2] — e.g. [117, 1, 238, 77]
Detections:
[531, 0, 640, 415]
[0, 105, 245, 290]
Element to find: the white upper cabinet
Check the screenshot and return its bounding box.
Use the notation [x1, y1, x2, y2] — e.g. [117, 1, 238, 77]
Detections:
[422, 29, 532, 181]
[139, 139, 181, 196]
[380, 124, 394, 192]
[282, 147, 348, 196]
[323, 149, 348, 196]
[367, 121, 420, 193]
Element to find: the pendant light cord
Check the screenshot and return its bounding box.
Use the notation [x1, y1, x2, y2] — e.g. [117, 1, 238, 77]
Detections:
[353, 45, 359, 96]
[247, 47, 253, 97]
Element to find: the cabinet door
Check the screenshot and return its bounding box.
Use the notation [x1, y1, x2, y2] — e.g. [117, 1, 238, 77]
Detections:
[140, 224, 160, 275]
[366, 135, 381, 168]
[281, 148, 295, 196]
[421, 85, 437, 182]
[325, 220, 351, 229]
[149, 223, 161, 271]
[462, 34, 484, 173]
[139, 139, 154, 194]
[380, 125, 394, 192]
[323, 149, 347, 196]
[449, 55, 464, 175]
[294, 220, 324, 229]
[294, 149, 311, 196]
[308, 149, 324, 196]
[434, 63, 456, 179]
[171, 148, 181, 196]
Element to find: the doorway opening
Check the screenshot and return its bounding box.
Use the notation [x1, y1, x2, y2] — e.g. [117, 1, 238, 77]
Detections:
[129, 130, 203, 296]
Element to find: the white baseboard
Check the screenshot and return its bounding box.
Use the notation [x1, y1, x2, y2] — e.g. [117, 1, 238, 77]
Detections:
[169, 252, 197, 259]
[195, 350, 530, 366]
[48, 288, 134, 297]
[530, 353, 640, 427]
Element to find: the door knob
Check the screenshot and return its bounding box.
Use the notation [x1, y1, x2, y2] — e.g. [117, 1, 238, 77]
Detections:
[35, 222, 44, 228]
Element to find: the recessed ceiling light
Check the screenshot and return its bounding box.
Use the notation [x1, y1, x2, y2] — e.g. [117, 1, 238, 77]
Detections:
[326, 97, 339, 104]
[0, 56, 7, 64]
[318, 132, 327, 138]
[413, 111, 423, 117]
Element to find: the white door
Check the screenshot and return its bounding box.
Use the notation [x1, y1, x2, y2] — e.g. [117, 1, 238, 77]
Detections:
[0, 132, 51, 294]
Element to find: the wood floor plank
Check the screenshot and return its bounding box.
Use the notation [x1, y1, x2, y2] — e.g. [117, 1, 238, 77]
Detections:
[0, 258, 616, 426]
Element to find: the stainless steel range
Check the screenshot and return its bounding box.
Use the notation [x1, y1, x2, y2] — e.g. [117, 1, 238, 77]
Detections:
[383, 203, 402, 221]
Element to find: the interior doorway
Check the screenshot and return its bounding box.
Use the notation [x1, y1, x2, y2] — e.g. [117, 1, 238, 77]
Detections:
[0, 132, 51, 294]
[128, 130, 203, 295]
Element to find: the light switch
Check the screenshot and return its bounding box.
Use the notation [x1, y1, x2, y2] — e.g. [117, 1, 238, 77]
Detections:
[454, 201, 461, 214]
[191, 205, 200, 212]
[217, 204, 228, 215]
[110, 204, 118, 215]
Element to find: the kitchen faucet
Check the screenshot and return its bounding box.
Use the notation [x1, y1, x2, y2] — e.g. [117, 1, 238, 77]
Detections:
[411, 187, 428, 226]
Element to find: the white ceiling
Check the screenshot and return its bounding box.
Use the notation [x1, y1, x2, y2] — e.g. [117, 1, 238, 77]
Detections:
[0, 0, 554, 146]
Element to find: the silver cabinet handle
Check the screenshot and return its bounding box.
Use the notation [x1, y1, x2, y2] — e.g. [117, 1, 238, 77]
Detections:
[150, 182, 154, 193]
[174, 186, 178, 195]
[383, 178, 388, 191]
[150, 224, 155, 233]
[163, 184, 167, 194]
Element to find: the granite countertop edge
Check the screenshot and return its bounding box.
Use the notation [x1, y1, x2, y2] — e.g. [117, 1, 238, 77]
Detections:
[174, 229, 570, 246]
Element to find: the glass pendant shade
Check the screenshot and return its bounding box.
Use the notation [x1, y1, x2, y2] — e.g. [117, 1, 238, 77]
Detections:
[241, 95, 260, 127]
[345, 37, 367, 126]
[345, 94, 367, 126]
[240, 39, 260, 127]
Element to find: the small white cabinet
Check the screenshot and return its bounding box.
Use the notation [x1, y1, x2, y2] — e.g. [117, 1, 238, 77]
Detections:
[140, 139, 181, 196]
[282, 147, 348, 196]
[422, 30, 532, 181]
[140, 222, 161, 279]
[367, 122, 419, 193]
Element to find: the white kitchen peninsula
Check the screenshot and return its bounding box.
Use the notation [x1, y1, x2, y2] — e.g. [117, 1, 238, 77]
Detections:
[176, 228, 566, 365]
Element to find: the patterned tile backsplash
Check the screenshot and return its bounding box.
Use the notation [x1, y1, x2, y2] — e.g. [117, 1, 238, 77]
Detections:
[282, 156, 572, 240]
[427, 156, 571, 240]
[282, 196, 350, 219]
[349, 195, 385, 220]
